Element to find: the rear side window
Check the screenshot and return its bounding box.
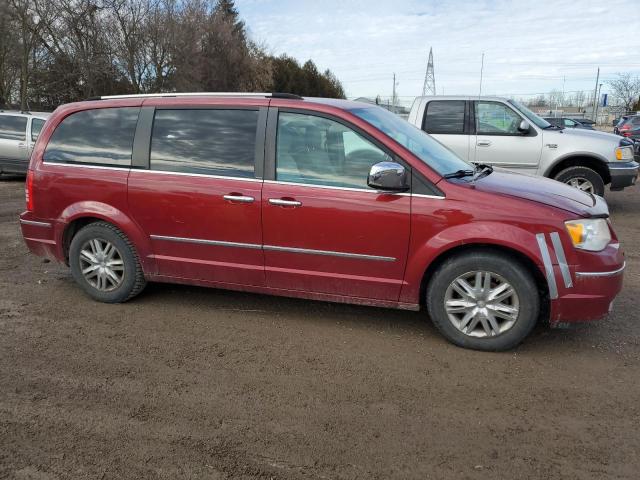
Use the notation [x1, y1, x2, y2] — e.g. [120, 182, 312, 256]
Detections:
[423, 101, 465, 134]
[43, 108, 139, 166]
[0, 115, 27, 141]
[150, 109, 258, 178]
[31, 118, 45, 142]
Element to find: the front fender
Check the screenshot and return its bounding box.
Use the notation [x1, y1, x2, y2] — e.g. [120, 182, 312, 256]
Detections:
[400, 222, 548, 304]
[55, 201, 156, 274]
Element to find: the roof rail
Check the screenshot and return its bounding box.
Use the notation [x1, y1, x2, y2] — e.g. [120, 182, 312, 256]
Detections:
[94, 92, 304, 100]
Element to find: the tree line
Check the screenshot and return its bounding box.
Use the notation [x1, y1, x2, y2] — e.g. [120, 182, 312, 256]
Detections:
[0, 0, 346, 111]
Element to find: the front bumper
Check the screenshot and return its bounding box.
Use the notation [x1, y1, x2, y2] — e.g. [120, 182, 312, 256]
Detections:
[608, 161, 639, 191]
[549, 242, 625, 325]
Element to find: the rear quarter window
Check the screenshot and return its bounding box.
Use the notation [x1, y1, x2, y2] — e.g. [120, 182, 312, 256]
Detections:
[43, 107, 140, 167]
[0, 115, 27, 141]
[423, 100, 465, 134]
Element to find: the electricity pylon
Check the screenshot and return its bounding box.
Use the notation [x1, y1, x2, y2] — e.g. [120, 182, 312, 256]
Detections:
[422, 47, 436, 96]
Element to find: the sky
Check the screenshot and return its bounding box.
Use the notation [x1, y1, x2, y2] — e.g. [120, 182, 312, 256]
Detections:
[236, 0, 640, 103]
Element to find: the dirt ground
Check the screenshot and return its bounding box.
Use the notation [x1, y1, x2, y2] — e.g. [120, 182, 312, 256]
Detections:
[1, 176, 639, 480]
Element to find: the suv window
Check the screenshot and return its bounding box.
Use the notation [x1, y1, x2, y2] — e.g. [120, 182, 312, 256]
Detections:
[150, 109, 258, 178]
[563, 119, 577, 127]
[476, 102, 522, 135]
[31, 118, 45, 142]
[423, 100, 465, 134]
[43, 107, 139, 166]
[0, 115, 27, 141]
[276, 112, 392, 189]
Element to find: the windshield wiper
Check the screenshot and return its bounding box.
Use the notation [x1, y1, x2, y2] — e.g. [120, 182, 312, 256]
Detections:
[443, 169, 475, 179]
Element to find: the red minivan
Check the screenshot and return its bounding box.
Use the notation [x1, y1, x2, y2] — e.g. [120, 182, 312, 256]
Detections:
[20, 93, 625, 351]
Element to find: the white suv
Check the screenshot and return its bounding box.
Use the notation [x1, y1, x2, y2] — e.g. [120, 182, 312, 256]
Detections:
[408, 96, 638, 196]
[0, 111, 50, 175]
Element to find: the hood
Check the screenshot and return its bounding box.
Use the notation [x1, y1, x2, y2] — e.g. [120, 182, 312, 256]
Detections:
[470, 169, 608, 217]
[545, 127, 621, 142]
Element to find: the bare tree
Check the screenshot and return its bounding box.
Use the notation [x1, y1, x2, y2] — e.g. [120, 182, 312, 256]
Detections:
[107, 0, 153, 93]
[0, 0, 21, 106]
[8, 0, 42, 110]
[609, 73, 640, 112]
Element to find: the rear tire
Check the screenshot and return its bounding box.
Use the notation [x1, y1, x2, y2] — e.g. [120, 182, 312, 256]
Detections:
[554, 166, 605, 196]
[69, 222, 146, 303]
[426, 251, 539, 351]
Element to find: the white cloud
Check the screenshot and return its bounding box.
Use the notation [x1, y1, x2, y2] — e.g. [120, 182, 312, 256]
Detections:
[237, 0, 640, 100]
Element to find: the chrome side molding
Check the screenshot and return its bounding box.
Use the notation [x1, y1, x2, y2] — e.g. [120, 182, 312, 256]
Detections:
[19, 219, 52, 228]
[150, 234, 395, 262]
[575, 262, 626, 278]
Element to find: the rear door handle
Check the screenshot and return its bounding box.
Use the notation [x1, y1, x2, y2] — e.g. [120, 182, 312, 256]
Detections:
[18, 142, 28, 149]
[269, 198, 302, 207]
[477, 140, 492, 147]
[223, 194, 254, 203]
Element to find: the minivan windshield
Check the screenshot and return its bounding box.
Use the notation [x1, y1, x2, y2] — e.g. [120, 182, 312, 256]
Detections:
[349, 106, 472, 176]
[508, 99, 551, 129]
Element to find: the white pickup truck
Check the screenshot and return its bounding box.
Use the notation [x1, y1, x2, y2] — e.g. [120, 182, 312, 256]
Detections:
[408, 96, 638, 196]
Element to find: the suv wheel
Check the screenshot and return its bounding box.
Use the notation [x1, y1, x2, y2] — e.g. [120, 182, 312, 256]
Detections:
[426, 251, 539, 351]
[69, 222, 146, 303]
[554, 166, 605, 196]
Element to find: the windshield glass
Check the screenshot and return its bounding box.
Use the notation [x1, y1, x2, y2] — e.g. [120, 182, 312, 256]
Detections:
[508, 99, 551, 129]
[348, 106, 471, 176]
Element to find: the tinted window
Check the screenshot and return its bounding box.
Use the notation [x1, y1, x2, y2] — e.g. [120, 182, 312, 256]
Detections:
[476, 102, 522, 135]
[0, 115, 27, 141]
[424, 101, 465, 134]
[276, 112, 392, 189]
[43, 108, 139, 166]
[150, 109, 258, 177]
[349, 106, 471, 176]
[31, 118, 45, 142]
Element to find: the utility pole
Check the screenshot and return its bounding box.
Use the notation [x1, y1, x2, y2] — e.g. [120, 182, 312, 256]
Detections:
[594, 83, 603, 125]
[591, 67, 600, 120]
[392, 73, 397, 109]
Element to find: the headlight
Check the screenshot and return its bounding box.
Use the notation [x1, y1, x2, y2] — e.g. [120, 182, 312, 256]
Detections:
[614, 146, 634, 161]
[565, 219, 611, 251]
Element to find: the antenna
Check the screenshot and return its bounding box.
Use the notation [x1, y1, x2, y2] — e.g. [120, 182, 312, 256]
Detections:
[421, 47, 436, 96]
[478, 52, 485, 97]
[473, 52, 485, 182]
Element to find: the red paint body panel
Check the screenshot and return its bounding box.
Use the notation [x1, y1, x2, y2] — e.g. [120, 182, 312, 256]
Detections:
[127, 172, 264, 285]
[19, 95, 626, 326]
[261, 182, 410, 300]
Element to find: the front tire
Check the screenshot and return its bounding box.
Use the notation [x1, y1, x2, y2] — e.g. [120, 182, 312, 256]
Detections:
[69, 222, 146, 303]
[554, 166, 605, 196]
[426, 251, 539, 351]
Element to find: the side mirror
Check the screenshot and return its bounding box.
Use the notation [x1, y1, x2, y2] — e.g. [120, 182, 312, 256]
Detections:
[518, 120, 531, 134]
[367, 161, 409, 192]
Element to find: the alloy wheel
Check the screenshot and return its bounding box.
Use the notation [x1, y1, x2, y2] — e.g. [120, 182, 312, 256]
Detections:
[566, 177, 595, 194]
[79, 238, 125, 292]
[444, 270, 520, 338]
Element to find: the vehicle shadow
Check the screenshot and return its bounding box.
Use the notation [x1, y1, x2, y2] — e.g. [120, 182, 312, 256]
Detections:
[138, 281, 603, 354]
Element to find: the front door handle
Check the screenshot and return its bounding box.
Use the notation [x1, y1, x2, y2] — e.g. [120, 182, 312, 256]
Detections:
[477, 140, 492, 147]
[18, 142, 28, 150]
[223, 194, 254, 203]
[269, 198, 302, 207]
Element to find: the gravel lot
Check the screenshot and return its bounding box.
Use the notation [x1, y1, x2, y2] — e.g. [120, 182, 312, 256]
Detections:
[1, 176, 639, 480]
